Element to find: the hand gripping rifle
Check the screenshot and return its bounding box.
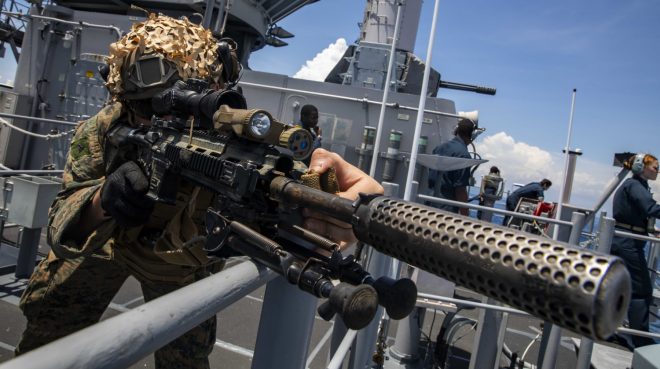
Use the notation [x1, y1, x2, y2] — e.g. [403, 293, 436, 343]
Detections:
[106, 80, 631, 339]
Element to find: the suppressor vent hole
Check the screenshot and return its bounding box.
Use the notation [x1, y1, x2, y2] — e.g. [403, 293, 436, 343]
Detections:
[540, 267, 551, 278]
[458, 241, 468, 251]
[527, 263, 538, 273]
[583, 281, 595, 292]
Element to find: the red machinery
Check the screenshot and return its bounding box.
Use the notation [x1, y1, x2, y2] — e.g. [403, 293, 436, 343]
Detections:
[507, 198, 557, 235]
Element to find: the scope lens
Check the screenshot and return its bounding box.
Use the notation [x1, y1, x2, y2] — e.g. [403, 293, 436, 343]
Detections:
[249, 112, 271, 138]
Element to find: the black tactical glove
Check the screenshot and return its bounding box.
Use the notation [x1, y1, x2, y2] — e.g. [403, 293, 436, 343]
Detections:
[100, 161, 155, 228]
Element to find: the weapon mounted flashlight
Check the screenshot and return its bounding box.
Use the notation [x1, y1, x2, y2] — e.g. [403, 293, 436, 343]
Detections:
[213, 105, 314, 161]
[213, 105, 274, 140]
[152, 80, 314, 160]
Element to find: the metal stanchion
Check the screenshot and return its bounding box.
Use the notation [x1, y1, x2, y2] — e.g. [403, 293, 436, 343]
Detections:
[538, 212, 585, 369]
[468, 295, 504, 369]
[575, 215, 615, 369]
[252, 276, 318, 369]
[15, 227, 40, 278]
[349, 182, 399, 369]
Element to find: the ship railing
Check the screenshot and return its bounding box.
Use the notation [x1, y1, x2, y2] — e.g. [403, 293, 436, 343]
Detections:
[239, 81, 469, 121]
[0, 113, 78, 139]
[0, 260, 276, 369]
[1, 10, 123, 39]
[0, 254, 366, 369]
[418, 193, 574, 229]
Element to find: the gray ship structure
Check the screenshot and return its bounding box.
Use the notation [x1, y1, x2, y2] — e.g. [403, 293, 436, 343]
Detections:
[0, 1, 658, 369]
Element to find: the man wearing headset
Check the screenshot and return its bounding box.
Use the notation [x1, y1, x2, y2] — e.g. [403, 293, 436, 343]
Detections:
[293, 104, 322, 165]
[427, 118, 475, 215]
[611, 153, 660, 348]
[15, 14, 383, 367]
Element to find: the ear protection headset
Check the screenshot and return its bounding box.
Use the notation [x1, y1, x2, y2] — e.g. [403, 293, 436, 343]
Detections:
[631, 153, 646, 174]
[453, 120, 476, 139]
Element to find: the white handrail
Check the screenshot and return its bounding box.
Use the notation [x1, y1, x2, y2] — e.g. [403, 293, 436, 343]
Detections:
[0, 260, 275, 369]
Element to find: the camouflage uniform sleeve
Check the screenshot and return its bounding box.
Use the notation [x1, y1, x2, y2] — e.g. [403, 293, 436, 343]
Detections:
[47, 103, 124, 258]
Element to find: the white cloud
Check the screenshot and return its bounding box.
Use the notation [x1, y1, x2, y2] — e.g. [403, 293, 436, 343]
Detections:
[293, 38, 348, 81]
[474, 131, 556, 188]
[649, 173, 660, 203]
[471, 131, 656, 210]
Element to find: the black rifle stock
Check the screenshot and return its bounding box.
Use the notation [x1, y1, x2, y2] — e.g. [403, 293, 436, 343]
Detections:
[105, 81, 630, 339]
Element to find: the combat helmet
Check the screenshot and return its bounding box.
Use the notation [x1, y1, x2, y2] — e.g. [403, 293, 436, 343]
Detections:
[103, 13, 240, 116]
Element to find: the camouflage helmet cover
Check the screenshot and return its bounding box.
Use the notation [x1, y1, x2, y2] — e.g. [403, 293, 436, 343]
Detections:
[106, 13, 235, 99]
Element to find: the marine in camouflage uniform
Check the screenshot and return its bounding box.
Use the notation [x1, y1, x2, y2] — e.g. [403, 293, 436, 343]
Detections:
[16, 14, 239, 368]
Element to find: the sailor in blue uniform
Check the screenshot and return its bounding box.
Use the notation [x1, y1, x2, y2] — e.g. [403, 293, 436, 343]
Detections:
[612, 153, 660, 348]
[293, 104, 322, 165]
[427, 119, 475, 215]
[503, 179, 552, 226]
[505, 179, 552, 212]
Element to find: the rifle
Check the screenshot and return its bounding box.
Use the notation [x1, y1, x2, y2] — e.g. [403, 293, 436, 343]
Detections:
[105, 80, 630, 340]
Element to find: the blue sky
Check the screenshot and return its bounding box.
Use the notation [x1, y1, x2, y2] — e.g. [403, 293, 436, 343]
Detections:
[249, 0, 660, 209]
[1, 0, 658, 210]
